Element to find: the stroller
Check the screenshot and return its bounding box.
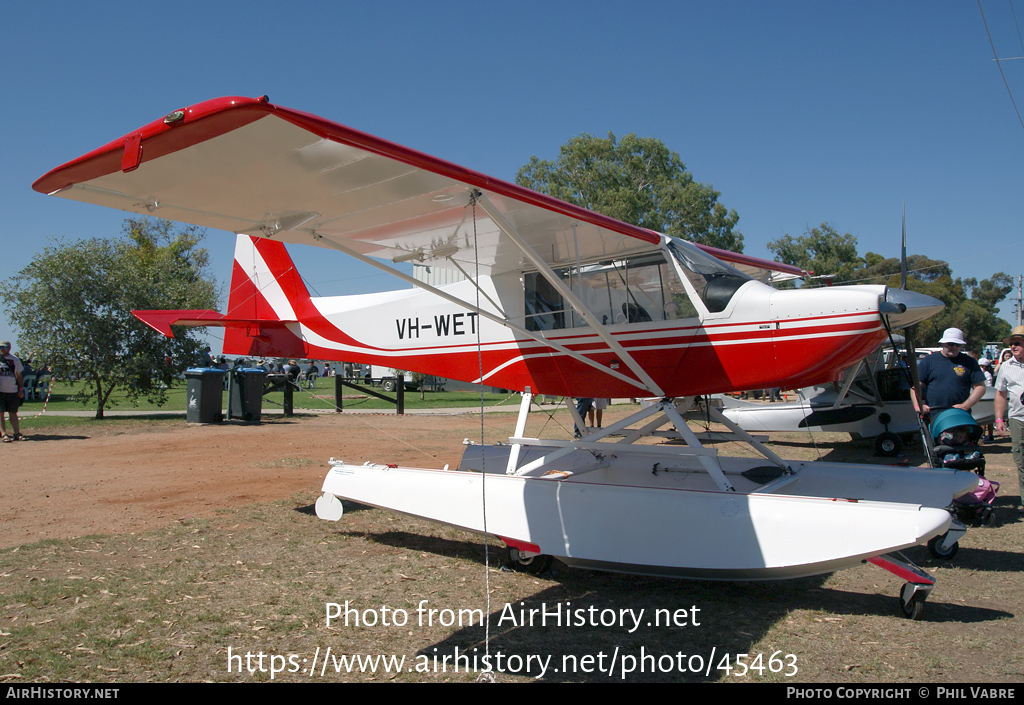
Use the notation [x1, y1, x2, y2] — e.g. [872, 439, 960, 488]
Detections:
[931, 408, 999, 528]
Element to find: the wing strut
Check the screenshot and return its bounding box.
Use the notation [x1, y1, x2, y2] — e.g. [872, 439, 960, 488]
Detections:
[829, 360, 865, 409]
[506, 398, 738, 492]
[301, 231, 652, 393]
[660, 401, 735, 491]
[474, 193, 665, 397]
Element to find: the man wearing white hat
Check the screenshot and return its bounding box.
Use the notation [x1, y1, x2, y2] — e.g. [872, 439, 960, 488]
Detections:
[914, 327, 986, 417]
[994, 325, 1024, 513]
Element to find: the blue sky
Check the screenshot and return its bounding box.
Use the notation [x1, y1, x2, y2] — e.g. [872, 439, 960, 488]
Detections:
[2, 1, 1022, 353]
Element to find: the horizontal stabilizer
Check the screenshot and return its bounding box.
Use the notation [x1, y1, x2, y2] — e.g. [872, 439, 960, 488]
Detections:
[131, 309, 294, 338]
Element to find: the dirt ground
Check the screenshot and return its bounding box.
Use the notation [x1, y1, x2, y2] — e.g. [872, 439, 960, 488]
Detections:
[3, 405, 1023, 682]
[0, 411, 485, 547]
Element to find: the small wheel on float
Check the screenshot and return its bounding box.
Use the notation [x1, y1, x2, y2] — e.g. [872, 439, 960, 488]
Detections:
[900, 582, 927, 620]
[874, 432, 903, 457]
[927, 533, 959, 560]
[901, 592, 925, 620]
[506, 547, 553, 575]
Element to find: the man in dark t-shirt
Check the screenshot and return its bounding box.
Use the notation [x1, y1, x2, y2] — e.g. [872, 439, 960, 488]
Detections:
[0, 341, 24, 441]
[915, 327, 986, 416]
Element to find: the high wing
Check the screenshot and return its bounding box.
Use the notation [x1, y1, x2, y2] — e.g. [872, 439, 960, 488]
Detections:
[33, 95, 806, 282]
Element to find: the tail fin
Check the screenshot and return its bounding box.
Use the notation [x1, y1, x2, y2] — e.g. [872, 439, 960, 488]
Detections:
[133, 235, 310, 359]
[225, 234, 310, 321]
[222, 235, 308, 357]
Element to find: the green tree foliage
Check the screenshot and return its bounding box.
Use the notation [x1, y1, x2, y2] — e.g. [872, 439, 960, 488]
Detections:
[856, 252, 951, 284]
[0, 218, 219, 418]
[767, 223, 864, 282]
[767, 222, 1012, 346]
[516, 132, 744, 252]
[912, 273, 1013, 347]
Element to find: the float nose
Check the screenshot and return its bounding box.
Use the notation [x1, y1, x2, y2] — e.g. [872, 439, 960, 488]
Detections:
[880, 288, 944, 329]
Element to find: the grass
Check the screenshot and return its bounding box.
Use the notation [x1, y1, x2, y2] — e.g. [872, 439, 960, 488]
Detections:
[326, 390, 519, 411]
[26, 381, 520, 416]
[23, 381, 190, 413]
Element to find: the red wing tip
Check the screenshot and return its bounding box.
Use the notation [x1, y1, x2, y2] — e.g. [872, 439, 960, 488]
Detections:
[33, 96, 273, 195]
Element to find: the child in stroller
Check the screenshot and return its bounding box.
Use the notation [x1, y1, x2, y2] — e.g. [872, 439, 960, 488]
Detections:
[931, 408, 999, 527]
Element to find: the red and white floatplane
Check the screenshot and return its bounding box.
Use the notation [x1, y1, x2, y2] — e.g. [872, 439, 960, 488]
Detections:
[35, 96, 970, 618]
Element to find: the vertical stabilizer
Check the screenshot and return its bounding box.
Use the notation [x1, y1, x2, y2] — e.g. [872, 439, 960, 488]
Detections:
[223, 235, 309, 356]
[226, 235, 311, 319]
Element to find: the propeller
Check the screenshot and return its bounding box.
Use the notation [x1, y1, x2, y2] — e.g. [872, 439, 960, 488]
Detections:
[880, 205, 943, 327]
[900, 202, 907, 290]
[895, 203, 935, 466]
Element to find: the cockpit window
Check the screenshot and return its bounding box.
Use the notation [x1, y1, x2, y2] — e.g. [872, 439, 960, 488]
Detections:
[665, 238, 751, 313]
[524, 250, 697, 331]
[524, 274, 565, 331]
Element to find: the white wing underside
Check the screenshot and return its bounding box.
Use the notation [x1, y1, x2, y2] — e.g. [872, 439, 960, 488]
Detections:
[42, 101, 804, 282]
[51, 114, 660, 277]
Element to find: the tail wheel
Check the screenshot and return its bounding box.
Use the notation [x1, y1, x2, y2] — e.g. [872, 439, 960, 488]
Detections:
[901, 593, 925, 620]
[507, 547, 553, 575]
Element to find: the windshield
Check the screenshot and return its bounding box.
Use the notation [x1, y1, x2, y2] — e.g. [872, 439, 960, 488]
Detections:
[665, 239, 752, 313]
